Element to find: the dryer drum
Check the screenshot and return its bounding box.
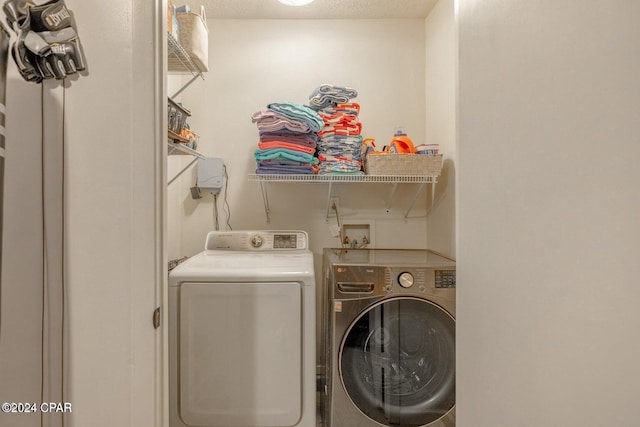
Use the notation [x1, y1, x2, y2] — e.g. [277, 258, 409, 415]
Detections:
[339, 297, 455, 426]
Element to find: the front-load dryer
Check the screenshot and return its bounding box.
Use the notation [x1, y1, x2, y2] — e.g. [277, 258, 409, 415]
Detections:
[169, 230, 316, 427]
[322, 248, 456, 427]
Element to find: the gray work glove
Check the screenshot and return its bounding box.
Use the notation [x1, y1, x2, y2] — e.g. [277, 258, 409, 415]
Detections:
[3, 0, 41, 82]
[3, 0, 86, 82]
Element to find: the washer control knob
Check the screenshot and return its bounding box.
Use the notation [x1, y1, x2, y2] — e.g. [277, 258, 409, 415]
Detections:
[398, 272, 415, 288]
[250, 234, 264, 248]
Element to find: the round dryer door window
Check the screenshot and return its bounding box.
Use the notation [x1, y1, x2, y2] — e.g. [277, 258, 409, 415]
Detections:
[339, 297, 455, 426]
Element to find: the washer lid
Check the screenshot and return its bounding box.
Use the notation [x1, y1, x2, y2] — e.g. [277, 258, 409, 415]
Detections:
[169, 231, 314, 284]
[324, 248, 455, 268]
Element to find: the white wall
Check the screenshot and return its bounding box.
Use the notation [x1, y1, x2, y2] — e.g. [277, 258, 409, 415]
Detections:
[425, 0, 456, 258]
[457, 1, 640, 425]
[168, 17, 432, 369]
[170, 18, 430, 257]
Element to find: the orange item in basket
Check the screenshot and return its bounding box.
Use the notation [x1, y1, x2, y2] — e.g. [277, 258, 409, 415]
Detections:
[389, 135, 415, 154]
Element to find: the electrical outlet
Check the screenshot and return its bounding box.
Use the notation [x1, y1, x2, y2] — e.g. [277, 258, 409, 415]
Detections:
[328, 224, 340, 237]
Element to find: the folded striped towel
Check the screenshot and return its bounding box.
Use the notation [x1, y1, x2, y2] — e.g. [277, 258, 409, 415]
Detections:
[309, 84, 358, 110]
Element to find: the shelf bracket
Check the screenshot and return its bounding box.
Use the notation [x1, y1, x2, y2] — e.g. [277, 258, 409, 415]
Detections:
[168, 156, 199, 186]
[385, 183, 399, 211]
[404, 182, 427, 220]
[324, 181, 334, 222]
[423, 181, 438, 217]
[167, 141, 205, 186]
[172, 74, 201, 99]
[259, 180, 271, 224]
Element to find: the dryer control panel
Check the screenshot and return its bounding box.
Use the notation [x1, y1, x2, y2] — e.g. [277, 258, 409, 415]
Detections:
[205, 230, 308, 251]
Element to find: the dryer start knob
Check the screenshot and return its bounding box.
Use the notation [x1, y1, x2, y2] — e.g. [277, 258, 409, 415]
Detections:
[250, 234, 264, 248]
[398, 272, 415, 288]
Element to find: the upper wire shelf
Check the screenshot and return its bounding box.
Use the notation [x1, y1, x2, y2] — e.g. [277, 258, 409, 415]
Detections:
[248, 174, 438, 183]
[249, 174, 439, 222]
[167, 33, 204, 97]
[168, 33, 203, 76]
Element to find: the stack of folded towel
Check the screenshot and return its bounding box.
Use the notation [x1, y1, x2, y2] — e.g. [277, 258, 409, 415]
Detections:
[310, 85, 364, 175]
[309, 84, 359, 111]
[251, 102, 323, 174]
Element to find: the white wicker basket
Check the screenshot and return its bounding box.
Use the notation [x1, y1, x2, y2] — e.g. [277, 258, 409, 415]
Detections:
[364, 154, 443, 176]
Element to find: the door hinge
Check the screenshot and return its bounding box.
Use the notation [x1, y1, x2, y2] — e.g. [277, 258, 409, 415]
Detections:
[153, 307, 161, 329]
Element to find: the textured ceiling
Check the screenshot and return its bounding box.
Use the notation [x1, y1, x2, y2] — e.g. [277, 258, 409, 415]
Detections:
[180, 0, 439, 19]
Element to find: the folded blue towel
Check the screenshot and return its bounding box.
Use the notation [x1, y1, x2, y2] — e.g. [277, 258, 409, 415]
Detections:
[254, 148, 319, 164]
[267, 102, 324, 133]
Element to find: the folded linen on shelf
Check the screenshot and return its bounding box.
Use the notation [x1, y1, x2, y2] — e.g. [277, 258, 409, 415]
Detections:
[317, 170, 365, 176]
[318, 135, 362, 159]
[258, 159, 311, 166]
[322, 102, 360, 115]
[259, 130, 318, 148]
[317, 154, 362, 174]
[256, 160, 316, 175]
[254, 148, 319, 164]
[318, 123, 363, 138]
[309, 84, 358, 110]
[319, 134, 363, 146]
[257, 141, 316, 154]
[252, 109, 313, 133]
[266, 102, 324, 132]
[318, 111, 359, 126]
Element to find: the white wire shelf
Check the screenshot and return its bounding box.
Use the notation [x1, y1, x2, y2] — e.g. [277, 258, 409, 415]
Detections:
[168, 33, 203, 75]
[168, 141, 203, 158]
[166, 32, 206, 186]
[248, 174, 438, 183]
[167, 33, 204, 97]
[249, 173, 439, 223]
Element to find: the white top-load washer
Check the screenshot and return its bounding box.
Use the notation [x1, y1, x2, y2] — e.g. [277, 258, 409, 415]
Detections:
[169, 230, 316, 427]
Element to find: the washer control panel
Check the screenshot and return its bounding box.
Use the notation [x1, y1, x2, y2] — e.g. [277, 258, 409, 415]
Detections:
[332, 264, 456, 298]
[205, 231, 308, 251]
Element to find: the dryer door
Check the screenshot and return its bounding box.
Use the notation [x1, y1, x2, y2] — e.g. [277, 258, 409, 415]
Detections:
[180, 282, 302, 427]
[339, 297, 455, 427]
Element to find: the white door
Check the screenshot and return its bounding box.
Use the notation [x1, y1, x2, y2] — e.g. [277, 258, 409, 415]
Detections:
[458, 1, 640, 425]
